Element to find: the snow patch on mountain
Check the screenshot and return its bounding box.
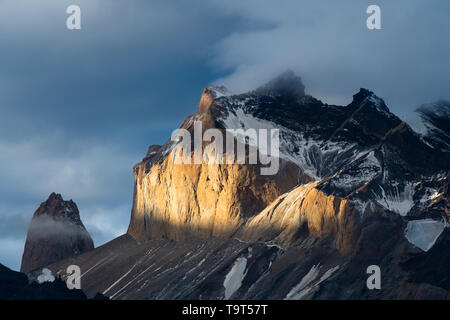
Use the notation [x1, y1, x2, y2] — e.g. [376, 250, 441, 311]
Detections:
[223, 257, 247, 299]
[103, 263, 138, 296]
[329, 151, 381, 191]
[219, 104, 361, 180]
[368, 95, 393, 118]
[285, 264, 339, 300]
[37, 268, 55, 284]
[220, 107, 278, 146]
[405, 219, 446, 251]
[419, 187, 442, 204]
[374, 183, 415, 216]
[208, 86, 232, 98]
[351, 198, 372, 217]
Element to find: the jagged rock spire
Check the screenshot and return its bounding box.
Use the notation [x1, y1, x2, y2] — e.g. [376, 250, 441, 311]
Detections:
[20, 193, 94, 273]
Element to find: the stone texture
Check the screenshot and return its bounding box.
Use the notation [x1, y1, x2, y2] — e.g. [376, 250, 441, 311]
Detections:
[237, 183, 366, 254]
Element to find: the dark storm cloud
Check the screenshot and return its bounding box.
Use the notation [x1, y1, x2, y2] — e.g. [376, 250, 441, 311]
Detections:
[0, 0, 240, 270]
[211, 0, 450, 126]
[0, 0, 240, 142]
[1, 0, 449, 270]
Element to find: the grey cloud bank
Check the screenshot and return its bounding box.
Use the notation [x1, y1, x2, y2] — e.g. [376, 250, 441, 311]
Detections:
[0, 0, 449, 270]
[211, 1, 450, 121]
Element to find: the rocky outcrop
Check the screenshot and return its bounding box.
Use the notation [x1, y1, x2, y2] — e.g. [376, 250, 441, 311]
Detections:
[128, 86, 302, 242]
[129, 157, 300, 242]
[20, 193, 94, 273]
[237, 183, 369, 254]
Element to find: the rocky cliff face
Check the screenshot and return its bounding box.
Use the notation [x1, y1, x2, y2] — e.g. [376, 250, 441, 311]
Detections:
[20, 193, 94, 273]
[236, 182, 364, 255]
[128, 84, 303, 242]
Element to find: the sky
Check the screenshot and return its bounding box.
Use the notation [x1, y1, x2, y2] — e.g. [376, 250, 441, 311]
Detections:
[0, 0, 449, 271]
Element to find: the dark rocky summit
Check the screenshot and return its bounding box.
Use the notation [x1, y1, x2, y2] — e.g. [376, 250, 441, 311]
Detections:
[20, 193, 94, 273]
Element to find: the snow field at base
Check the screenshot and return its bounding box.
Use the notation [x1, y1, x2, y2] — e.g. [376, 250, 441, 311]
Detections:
[405, 218, 447, 252]
[223, 257, 247, 299]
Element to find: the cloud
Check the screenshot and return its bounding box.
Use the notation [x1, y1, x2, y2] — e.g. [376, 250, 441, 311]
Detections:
[0, 0, 240, 145]
[0, 135, 136, 202]
[80, 205, 130, 245]
[209, 0, 450, 118]
[27, 216, 90, 238]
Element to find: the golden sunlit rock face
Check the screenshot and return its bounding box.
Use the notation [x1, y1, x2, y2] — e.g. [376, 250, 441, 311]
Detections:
[128, 88, 302, 243]
[128, 147, 301, 242]
[128, 150, 366, 254]
[127, 87, 369, 254]
[237, 183, 369, 254]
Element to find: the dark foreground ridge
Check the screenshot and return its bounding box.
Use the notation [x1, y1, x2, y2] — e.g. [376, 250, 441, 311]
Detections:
[0, 263, 87, 300]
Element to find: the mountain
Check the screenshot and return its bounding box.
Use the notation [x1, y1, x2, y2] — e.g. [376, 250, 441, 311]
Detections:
[20, 193, 94, 273]
[45, 72, 449, 299]
[129, 71, 449, 248]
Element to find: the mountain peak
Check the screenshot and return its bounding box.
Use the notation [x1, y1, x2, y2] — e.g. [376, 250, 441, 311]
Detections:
[34, 193, 78, 221]
[20, 194, 94, 273]
[198, 85, 231, 113]
[48, 192, 62, 200]
[351, 88, 392, 116]
[352, 88, 374, 104]
[255, 70, 305, 97]
[206, 85, 231, 98]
